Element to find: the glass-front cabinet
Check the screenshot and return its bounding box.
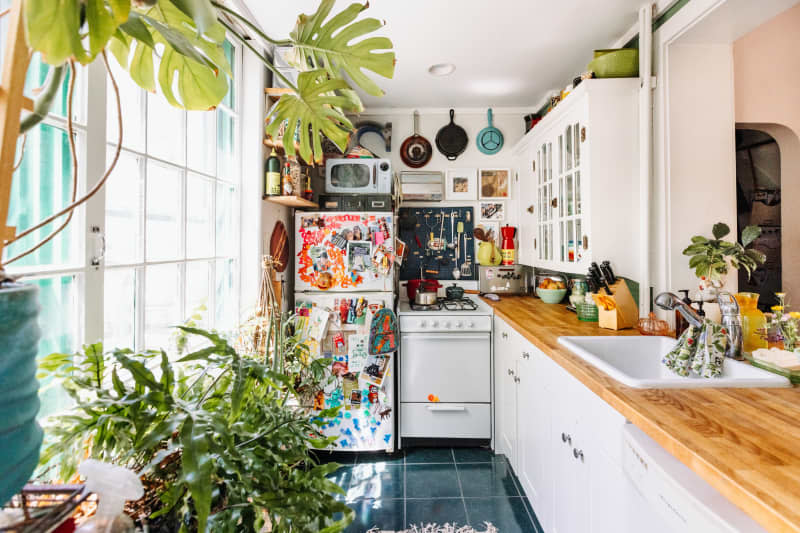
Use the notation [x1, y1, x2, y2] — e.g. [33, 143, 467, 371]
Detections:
[513, 78, 640, 278]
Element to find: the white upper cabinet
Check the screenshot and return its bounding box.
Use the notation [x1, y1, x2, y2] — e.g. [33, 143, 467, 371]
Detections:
[513, 79, 640, 278]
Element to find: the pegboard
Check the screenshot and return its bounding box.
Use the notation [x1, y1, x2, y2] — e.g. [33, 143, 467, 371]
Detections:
[397, 207, 477, 281]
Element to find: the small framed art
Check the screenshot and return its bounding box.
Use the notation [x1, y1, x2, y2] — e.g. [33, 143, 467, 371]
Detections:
[479, 168, 511, 199]
[445, 168, 477, 200]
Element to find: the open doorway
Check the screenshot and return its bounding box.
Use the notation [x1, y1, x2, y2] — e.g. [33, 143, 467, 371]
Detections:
[736, 129, 781, 310]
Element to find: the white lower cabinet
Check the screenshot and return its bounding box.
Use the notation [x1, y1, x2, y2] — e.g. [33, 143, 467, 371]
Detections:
[494, 316, 652, 533]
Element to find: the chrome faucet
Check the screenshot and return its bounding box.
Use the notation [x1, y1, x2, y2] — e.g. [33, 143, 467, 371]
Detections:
[654, 291, 743, 360]
[654, 292, 703, 328]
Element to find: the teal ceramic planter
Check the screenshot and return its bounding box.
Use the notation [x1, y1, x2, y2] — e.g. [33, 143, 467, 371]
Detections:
[0, 283, 43, 506]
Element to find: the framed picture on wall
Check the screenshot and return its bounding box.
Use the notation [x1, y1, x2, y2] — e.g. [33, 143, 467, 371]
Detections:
[480, 201, 505, 221]
[479, 168, 511, 199]
[445, 168, 477, 200]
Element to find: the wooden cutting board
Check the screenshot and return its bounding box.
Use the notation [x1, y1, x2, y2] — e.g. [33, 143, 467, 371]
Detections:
[270, 220, 289, 273]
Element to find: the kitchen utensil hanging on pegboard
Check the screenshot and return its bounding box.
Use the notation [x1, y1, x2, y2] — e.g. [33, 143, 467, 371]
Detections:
[397, 206, 477, 281]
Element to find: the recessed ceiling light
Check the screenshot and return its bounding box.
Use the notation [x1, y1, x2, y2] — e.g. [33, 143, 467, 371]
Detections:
[428, 63, 456, 77]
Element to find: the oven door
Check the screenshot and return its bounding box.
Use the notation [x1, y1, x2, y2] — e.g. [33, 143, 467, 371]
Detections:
[400, 333, 491, 403]
[325, 161, 377, 194]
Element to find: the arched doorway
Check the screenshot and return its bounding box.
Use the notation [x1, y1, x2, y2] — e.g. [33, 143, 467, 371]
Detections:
[736, 128, 781, 310]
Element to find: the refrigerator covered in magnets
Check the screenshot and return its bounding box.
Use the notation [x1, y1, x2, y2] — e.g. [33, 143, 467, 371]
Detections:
[294, 291, 395, 452]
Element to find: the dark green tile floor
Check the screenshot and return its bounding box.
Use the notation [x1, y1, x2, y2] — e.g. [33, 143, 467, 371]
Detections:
[322, 447, 543, 532]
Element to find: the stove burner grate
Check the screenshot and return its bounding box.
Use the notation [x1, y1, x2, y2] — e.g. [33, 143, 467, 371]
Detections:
[441, 297, 479, 311]
[409, 300, 443, 311]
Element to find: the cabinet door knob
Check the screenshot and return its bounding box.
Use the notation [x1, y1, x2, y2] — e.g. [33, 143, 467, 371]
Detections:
[501, 332, 508, 339]
[532, 160, 536, 172]
[522, 352, 530, 359]
[573, 448, 584, 462]
[527, 205, 535, 214]
[551, 198, 558, 208]
[580, 126, 587, 143]
[508, 368, 515, 376]
[561, 432, 572, 445]
[514, 376, 521, 384]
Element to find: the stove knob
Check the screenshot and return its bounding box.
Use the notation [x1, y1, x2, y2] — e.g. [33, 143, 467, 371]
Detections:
[444, 321, 451, 329]
[419, 320, 427, 328]
[455, 321, 464, 329]
[431, 320, 440, 328]
[468, 321, 476, 328]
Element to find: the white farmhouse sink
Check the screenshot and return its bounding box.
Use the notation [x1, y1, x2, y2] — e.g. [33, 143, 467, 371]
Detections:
[557, 336, 791, 389]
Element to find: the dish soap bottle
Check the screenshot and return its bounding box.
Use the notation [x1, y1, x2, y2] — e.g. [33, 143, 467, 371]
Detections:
[734, 292, 768, 353]
[75, 460, 143, 533]
[265, 148, 281, 196]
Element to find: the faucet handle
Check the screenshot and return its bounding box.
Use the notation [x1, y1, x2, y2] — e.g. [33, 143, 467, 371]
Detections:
[717, 291, 740, 317]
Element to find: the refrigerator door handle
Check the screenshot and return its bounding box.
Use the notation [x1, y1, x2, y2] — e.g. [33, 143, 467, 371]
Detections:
[426, 405, 466, 412]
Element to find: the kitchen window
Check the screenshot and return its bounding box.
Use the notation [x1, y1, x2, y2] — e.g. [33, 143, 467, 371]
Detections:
[2, 30, 243, 416]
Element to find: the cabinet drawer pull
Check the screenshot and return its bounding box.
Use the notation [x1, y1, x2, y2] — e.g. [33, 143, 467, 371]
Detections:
[573, 448, 584, 462]
[561, 432, 572, 445]
[427, 405, 466, 412]
[522, 352, 530, 359]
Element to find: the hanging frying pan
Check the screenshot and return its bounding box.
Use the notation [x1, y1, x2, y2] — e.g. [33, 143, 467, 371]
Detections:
[477, 108, 504, 155]
[436, 109, 468, 161]
[400, 111, 432, 168]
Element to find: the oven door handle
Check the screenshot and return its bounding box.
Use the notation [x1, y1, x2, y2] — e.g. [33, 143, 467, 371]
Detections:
[401, 334, 489, 341]
[426, 405, 466, 412]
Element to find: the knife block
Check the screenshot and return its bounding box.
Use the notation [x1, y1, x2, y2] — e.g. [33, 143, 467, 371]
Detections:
[593, 279, 638, 330]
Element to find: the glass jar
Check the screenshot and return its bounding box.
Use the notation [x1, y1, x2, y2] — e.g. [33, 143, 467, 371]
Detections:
[735, 292, 768, 353]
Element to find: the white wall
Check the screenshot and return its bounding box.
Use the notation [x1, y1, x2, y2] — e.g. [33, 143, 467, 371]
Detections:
[240, 48, 291, 315]
[664, 43, 737, 293]
[356, 107, 529, 234]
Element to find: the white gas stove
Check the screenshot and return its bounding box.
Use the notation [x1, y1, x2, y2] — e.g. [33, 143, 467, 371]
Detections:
[397, 295, 493, 444]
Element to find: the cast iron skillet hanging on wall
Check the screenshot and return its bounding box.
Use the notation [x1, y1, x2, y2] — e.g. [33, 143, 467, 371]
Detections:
[400, 110, 432, 168]
[436, 109, 468, 161]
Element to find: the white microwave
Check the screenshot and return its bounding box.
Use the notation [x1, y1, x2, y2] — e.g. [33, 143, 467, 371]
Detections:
[325, 158, 392, 195]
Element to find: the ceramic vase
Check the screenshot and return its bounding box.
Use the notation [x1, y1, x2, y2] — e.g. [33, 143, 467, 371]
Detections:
[0, 283, 43, 506]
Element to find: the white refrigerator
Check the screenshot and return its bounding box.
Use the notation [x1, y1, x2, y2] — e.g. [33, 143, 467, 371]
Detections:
[294, 212, 395, 452]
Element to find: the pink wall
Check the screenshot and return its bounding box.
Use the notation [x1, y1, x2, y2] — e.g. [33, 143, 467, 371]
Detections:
[734, 2, 800, 296]
[734, 3, 800, 138]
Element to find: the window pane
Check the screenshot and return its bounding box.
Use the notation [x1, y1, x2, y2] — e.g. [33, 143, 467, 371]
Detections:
[146, 161, 183, 261]
[187, 174, 214, 258]
[217, 108, 237, 181]
[32, 275, 81, 419]
[187, 110, 217, 175]
[147, 92, 186, 165]
[216, 182, 237, 257]
[107, 59, 145, 152]
[105, 149, 143, 265]
[24, 54, 82, 123]
[4, 124, 80, 270]
[215, 258, 237, 332]
[104, 268, 137, 350]
[222, 40, 236, 109]
[145, 263, 182, 350]
[186, 260, 211, 329]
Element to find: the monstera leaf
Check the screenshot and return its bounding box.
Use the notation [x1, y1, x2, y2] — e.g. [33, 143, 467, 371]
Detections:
[109, 1, 231, 110]
[288, 0, 396, 97]
[265, 71, 359, 164]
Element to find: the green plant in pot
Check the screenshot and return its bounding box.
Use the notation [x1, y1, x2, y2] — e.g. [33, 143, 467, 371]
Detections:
[682, 222, 766, 297]
[38, 323, 348, 532]
[1, 0, 394, 506]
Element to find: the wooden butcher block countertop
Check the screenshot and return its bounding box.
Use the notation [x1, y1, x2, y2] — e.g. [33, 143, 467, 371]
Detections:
[483, 295, 800, 533]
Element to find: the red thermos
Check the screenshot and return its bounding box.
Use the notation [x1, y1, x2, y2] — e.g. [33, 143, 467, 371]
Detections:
[501, 225, 516, 265]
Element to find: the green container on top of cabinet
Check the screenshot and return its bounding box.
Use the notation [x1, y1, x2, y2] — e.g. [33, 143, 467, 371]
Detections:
[0, 283, 43, 506]
[588, 49, 639, 78]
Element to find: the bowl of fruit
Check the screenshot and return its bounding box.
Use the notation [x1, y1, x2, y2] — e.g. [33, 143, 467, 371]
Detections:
[537, 278, 568, 304]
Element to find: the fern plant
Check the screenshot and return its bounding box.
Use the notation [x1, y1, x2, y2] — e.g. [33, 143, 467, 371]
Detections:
[38, 325, 348, 533]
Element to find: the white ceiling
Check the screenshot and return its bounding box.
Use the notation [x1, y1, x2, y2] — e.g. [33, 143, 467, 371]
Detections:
[245, 0, 644, 109]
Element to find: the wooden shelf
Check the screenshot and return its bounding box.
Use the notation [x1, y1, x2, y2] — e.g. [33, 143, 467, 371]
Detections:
[264, 195, 318, 209]
[265, 87, 293, 104]
[263, 137, 342, 167]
